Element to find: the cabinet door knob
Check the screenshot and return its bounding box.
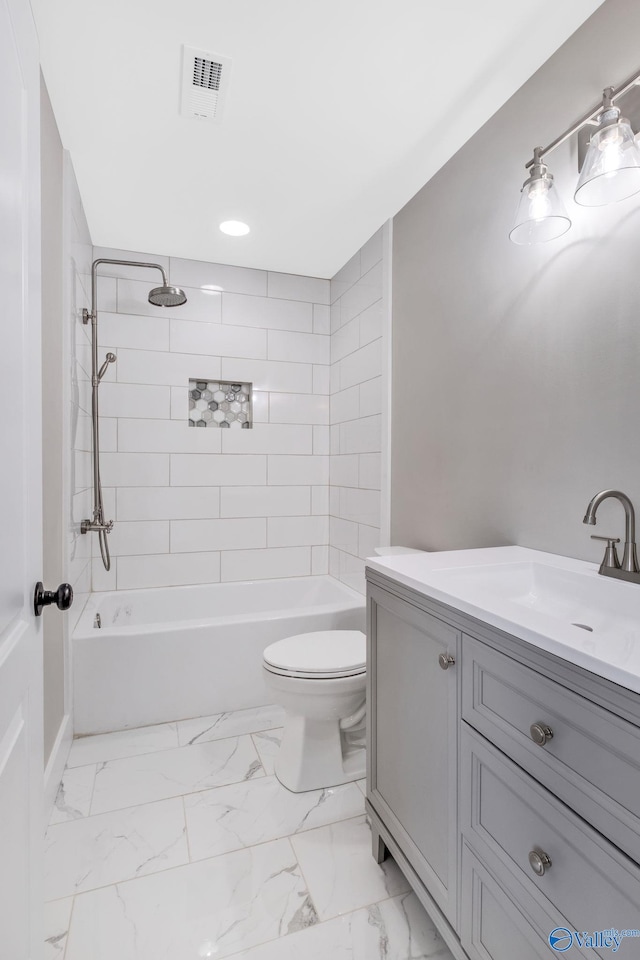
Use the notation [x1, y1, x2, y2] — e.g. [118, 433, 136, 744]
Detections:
[530, 722, 554, 746]
[528, 848, 552, 876]
[438, 653, 455, 670]
[34, 582, 74, 617]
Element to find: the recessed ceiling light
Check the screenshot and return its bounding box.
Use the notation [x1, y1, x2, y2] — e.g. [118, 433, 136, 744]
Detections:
[219, 220, 250, 236]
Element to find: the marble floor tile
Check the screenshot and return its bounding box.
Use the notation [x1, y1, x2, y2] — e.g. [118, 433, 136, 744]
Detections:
[228, 892, 454, 960]
[65, 838, 317, 960]
[185, 774, 365, 860]
[44, 897, 74, 960]
[177, 704, 285, 746]
[50, 764, 96, 824]
[251, 727, 282, 775]
[91, 735, 263, 814]
[290, 815, 410, 920]
[67, 721, 179, 768]
[47, 706, 441, 960]
[45, 797, 188, 900]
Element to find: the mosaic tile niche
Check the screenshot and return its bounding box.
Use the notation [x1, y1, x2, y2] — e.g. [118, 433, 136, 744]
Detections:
[188, 379, 253, 428]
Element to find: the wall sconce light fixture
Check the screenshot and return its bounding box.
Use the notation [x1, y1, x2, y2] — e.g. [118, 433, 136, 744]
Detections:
[511, 69, 640, 245]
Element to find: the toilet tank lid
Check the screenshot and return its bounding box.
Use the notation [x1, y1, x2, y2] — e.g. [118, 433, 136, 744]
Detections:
[263, 630, 366, 676]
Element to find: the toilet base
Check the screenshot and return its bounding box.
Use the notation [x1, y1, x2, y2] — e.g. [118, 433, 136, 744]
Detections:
[262, 659, 367, 794]
[274, 713, 366, 793]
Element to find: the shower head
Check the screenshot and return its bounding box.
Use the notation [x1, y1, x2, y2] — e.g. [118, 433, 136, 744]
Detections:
[148, 283, 188, 308]
[97, 352, 116, 382]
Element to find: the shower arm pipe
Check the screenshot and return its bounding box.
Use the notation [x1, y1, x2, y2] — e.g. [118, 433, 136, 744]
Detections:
[84, 259, 170, 394]
[85, 259, 170, 325]
[524, 68, 640, 169]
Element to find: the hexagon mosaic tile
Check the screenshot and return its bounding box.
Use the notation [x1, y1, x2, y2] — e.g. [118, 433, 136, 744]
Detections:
[188, 380, 253, 429]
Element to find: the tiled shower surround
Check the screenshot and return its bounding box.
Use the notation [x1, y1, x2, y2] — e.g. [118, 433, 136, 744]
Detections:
[329, 228, 385, 594]
[89, 248, 331, 591]
[83, 229, 386, 593]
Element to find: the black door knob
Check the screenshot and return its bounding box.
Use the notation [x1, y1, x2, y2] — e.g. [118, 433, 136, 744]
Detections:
[34, 582, 74, 617]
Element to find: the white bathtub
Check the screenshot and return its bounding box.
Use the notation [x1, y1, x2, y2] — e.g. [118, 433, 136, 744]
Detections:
[73, 575, 365, 734]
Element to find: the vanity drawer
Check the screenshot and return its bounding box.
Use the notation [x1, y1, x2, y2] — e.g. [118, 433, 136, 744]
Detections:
[462, 633, 640, 863]
[461, 842, 593, 960]
[461, 724, 640, 953]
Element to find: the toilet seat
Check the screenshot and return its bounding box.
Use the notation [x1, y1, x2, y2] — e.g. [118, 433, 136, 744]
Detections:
[263, 630, 366, 680]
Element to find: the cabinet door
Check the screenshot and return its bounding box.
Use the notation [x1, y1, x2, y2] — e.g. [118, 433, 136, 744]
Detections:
[368, 585, 459, 924]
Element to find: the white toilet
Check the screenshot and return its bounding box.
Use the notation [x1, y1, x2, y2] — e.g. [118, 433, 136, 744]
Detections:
[263, 546, 425, 793]
[262, 630, 367, 793]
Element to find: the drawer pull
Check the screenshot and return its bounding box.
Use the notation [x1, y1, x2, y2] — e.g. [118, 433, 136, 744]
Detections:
[438, 653, 455, 670]
[530, 722, 554, 746]
[528, 848, 552, 876]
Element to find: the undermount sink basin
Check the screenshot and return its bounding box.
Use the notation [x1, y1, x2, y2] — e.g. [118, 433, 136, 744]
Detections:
[427, 560, 640, 645]
[366, 545, 640, 693]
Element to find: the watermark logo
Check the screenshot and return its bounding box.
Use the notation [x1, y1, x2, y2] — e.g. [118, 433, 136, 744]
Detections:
[549, 928, 640, 953]
[549, 929, 573, 952]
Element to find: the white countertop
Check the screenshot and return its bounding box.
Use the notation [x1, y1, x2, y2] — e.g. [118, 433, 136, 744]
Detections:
[366, 546, 640, 696]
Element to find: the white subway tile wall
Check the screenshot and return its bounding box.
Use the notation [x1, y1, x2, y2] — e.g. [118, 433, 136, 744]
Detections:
[86, 248, 331, 589]
[329, 228, 384, 594]
[77, 231, 386, 594]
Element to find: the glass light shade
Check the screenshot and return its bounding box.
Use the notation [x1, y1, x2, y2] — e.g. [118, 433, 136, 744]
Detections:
[509, 170, 571, 245]
[219, 220, 250, 236]
[574, 111, 640, 206]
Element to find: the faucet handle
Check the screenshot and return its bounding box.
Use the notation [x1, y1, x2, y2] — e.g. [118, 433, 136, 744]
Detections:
[591, 535, 621, 570]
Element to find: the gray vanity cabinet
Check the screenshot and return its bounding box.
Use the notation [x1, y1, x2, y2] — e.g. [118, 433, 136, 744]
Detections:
[460, 843, 567, 960]
[367, 582, 459, 927]
[461, 632, 640, 864]
[460, 726, 640, 960]
[366, 568, 640, 960]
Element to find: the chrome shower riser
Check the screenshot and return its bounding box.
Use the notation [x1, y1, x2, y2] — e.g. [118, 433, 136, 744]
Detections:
[82, 291, 113, 571]
[81, 258, 187, 572]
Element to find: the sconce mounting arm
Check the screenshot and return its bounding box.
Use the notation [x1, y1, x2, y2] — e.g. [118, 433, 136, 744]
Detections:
[525, 69, 640, 169]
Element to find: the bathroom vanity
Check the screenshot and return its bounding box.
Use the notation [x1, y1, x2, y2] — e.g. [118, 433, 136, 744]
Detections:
[365, 547, 640, 960]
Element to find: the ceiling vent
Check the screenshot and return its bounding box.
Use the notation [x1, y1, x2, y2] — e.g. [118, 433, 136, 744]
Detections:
[180, 45, 232, 122]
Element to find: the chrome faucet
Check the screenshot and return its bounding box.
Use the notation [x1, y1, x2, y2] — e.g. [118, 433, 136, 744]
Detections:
[583, 489, 640, 583]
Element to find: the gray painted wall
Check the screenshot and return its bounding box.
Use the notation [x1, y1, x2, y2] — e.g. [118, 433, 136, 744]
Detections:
[391, 0, 640, 562]
[40, 76, 65, 764]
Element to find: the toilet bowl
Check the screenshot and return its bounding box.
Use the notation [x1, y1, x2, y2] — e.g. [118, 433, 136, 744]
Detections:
[262, 630, 366, 793]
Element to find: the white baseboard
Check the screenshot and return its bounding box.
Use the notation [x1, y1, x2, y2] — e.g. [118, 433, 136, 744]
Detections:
[44, 713, 73, 821]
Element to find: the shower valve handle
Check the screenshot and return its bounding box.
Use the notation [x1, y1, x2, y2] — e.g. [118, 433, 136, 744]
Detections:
[34, 582, 74, 617]
[81, 519, 114, 534]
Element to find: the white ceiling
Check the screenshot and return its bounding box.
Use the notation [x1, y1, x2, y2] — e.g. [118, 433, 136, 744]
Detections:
[33, 0, 604, 278]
